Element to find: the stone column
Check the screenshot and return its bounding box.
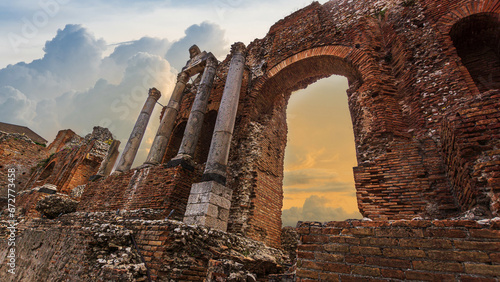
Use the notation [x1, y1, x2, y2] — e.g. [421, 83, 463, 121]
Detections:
[170, 55, 218, 164]
[202, 42, 246, 184]
[183, 43, 246, 231]
[144, 72, 190, 165]
[115, 88, 161, 172]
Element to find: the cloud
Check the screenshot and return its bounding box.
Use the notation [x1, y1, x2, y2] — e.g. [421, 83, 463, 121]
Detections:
[282, 195, 362, 227]
[283, 168, 338, 186]
[165, 21, 229, 70]
[0, 21, 230, 167]
[0, 24, 105, 100]
[0, 86, 36, 123]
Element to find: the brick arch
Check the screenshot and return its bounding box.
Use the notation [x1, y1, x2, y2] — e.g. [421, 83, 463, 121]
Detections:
[436, 0, 500, 34]
[436, 1, 500, 94]
[228, 44, 408, 247]
[265, 45, 377, 83]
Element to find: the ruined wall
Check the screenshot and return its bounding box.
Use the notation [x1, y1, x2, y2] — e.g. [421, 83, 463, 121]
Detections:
[296, 219, 500, 281]
[23, 127, 116, 195]
[78, 165, 197, 221]
[0, 211, 285, 281]
[0, 132, 48, 209]
[159, 0, 500, 247]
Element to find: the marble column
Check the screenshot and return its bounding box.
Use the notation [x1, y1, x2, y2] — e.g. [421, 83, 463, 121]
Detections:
[183, 42, 246, 231]
[115, 88, 161, 172]
[144, 72, 189, 165]
[202, 42, 246, 184]
[171, 55, 218, 164]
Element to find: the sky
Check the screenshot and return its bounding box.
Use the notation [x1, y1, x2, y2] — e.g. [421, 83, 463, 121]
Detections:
[0, 0, 362, 226]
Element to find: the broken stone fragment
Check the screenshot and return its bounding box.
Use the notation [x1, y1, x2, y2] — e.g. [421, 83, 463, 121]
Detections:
[37, 184, 57, 194]
[35, 195, 78, 218]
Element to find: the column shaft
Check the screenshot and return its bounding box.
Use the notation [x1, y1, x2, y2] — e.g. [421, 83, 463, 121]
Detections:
[145, 72, 189, 165]
[203, 43, 246, 184]
[174, 56, 218, 161]
[115, 88, 161, 172]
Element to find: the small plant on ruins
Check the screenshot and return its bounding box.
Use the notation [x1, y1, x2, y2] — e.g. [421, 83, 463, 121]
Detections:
[105, 139, 113, 145]
[374, 8, 387, 20]
[37, 153, 55, 168]
[34, 141, 46, 147]
[401, 0, 416, 7]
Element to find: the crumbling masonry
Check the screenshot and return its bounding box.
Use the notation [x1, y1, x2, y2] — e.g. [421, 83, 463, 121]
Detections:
[1, 0, 499, 281]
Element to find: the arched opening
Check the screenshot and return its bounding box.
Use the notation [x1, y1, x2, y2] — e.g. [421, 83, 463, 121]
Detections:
[163, 121, 187, 163]
[450, 13, 500, 92]
[39, 162, 55, 180]
[228, 48, 370, 247]
[281, 75, 362, 227]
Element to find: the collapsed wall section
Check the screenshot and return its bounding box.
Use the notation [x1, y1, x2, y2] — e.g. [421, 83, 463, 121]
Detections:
[0, 211, 286, 281]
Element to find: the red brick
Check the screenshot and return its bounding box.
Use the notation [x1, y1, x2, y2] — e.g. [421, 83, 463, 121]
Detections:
[365, 257, 412, 268]
[360, 237, 399, 247]
[424, 228, 468, 238]
[426, 250, 490, 263]
[296, 269, 320, 280]
[469, 229, 500, 239]
[351, 265, 381, 277]
[464, 263, 500, 276]
[376, 228, 424, 238]
[412, 260, 464, 272]
[299, 260, 323, 270]
[322, 263, 351, 273]
[297, 251, 315, 259]
[315, 253, 344, 262]
[350, 246, 382, 256]
[319, 273, 339, 281]
[405, 271, 456, 281]
[301, 235, 329, 243]
[324, 243, 349, 253]
[381, 269, 405, 280]
[345, 255, 365, 264]
[460, 276, 497, 282]
[454, 241, 500, 252]
[383, 248, 426, 258]
[399, 238, 453, 249]
[298, 244, 324, 252]
[341, 227, 375, 236]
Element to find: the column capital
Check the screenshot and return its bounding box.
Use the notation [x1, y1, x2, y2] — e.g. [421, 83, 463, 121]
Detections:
[206, 54, 219, 69]
[148, 88, 162, 101]
[230, 42, 247, 56]
[177, 71, 190, 84]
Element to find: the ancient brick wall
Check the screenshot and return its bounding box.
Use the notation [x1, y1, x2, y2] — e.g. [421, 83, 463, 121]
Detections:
[23, 127, 115, 195]
[78, 165, 198, 221]
[296, 219, 500, 281]
[0, 132, 48, 210]
[0, 211, 285, 281]
[442, 90, 500, 214]
[158, 0, 500, 247]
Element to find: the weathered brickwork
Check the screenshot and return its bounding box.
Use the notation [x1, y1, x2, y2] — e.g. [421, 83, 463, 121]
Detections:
[157, 0, 500, 247]
[443, 90, 500, 214]
[0, 210, 285, 281]
[296, 219, 500, 281]
[23, 127, 115, 195]
[0, 132, 48, 209]
[78, 165, 198, 221]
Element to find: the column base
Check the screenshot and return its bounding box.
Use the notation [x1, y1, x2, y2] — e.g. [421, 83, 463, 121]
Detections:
[201, 173, 226, 185]
[183, 181, 233, 232]
[165, 156, 195, 171]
